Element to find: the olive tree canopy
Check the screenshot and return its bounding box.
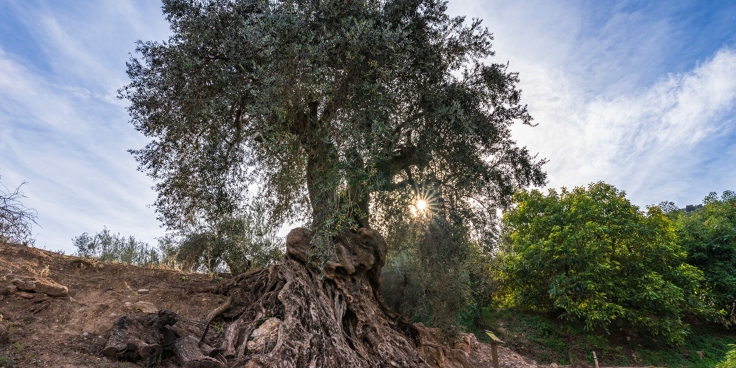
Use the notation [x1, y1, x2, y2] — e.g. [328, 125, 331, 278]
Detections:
[122, 0, 546, 243]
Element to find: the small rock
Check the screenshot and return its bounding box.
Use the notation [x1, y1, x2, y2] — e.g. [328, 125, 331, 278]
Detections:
[35, 279, 68, 297]
[131, 301, 158, 314]
[453, 333, 478, 353]
[13, 279, 37, 292]
[551, 363, 558, 368]
[696, 351, 705, 358]
[18, 291, 35, 299]
[82, 332, 89, 337]
[124, 302, 132, 306]
[137, 289, 149, 294]
[246, 317, 281, 353]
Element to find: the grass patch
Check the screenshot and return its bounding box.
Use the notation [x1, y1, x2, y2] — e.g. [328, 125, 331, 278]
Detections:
[471, 308, 736, 367]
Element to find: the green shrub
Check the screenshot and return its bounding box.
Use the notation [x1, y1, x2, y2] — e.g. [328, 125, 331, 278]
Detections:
[674, 191, 736, 322]
[381, 210, 495, 336]
[72, 228, 165, 266]
[176, 203, 283, 274]
[498, 182, 714, 343]
[718, 344, 736, 368]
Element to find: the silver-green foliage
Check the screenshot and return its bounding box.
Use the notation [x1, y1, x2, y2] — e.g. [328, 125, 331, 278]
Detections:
[72, 228, 164, 266]
[121, 0, 546, 255]
[72, 204, 283, 273]
[176, 203, 284, 274]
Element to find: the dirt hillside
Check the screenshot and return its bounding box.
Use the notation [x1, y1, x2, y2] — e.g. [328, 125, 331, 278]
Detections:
[0, 242, 556, 367]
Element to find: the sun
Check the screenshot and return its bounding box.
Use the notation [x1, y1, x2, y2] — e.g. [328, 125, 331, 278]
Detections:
[410, 185, 437, 217]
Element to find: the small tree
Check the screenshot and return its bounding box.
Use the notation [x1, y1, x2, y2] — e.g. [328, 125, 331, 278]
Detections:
[499, 182, 713, 343]
[674, 191, 736, 322]
[0, 177, 38, 246]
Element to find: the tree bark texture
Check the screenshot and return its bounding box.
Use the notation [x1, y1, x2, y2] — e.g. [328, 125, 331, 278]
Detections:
[103, 228, 471, 367]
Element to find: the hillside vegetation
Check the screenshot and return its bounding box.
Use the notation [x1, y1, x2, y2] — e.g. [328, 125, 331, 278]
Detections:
[49, 183, 736, 367]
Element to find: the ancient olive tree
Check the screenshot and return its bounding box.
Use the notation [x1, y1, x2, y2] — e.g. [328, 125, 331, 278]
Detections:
[122, 0, 545, 239]
[114, 0, 545, 366]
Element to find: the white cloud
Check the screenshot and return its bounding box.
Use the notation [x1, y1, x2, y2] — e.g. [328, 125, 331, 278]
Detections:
[449, 0, 736, 208]
[0, 0, 170, 252]
[516, 49, 736, 207]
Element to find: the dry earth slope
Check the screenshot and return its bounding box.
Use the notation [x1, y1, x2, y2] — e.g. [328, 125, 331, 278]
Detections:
[0, 241, 565, 367]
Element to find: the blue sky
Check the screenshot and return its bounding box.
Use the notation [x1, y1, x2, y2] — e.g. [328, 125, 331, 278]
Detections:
[1, 0, 735, 253]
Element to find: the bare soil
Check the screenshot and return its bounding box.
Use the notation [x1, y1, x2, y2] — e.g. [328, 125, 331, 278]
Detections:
[0, 241, 585, 367]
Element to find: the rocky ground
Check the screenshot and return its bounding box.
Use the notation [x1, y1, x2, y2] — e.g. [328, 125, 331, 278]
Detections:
[0, 242, 644, 367]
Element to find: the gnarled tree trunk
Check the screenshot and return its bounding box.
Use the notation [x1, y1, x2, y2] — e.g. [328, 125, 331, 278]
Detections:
[104, 228, 471, 367]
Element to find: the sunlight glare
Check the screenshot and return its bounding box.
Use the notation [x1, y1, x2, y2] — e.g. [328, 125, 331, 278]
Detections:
[416, 199, 428, 211]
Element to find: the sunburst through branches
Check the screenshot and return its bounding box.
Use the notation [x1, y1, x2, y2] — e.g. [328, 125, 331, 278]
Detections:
[411, 185, 439, 217]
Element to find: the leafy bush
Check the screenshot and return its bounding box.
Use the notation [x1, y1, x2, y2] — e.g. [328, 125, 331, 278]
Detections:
[381, 210, 495, 336]
[718, 344, 736, 368]
[176, 203, 283, 274]
[0, 177, 38, 246]
[73, 204, 282, 273]
[498, 182, 713, 343]
[72, 228, 165, 266]
[674, 191, 736, 322]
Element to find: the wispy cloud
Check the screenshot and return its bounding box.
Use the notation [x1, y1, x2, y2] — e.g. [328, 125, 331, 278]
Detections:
[1, 0, 735, 252]
[523, 50, 736, 205]
[449, 0, 736, 208]
[0, 0, 170, 252]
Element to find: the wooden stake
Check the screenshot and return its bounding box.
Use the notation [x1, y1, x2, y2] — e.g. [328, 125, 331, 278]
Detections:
[593, 351, 600, 368]
[485, 330, 503, 368]
[491, 341, 499, 368]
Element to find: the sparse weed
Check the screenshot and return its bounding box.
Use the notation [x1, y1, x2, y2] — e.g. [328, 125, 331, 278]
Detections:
[124, 282, 136, 295]
[39, 265, 49, 277]
[12, 341, 24, 354]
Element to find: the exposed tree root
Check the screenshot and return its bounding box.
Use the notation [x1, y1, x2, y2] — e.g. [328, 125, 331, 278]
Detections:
[104, 228, 472, 367]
